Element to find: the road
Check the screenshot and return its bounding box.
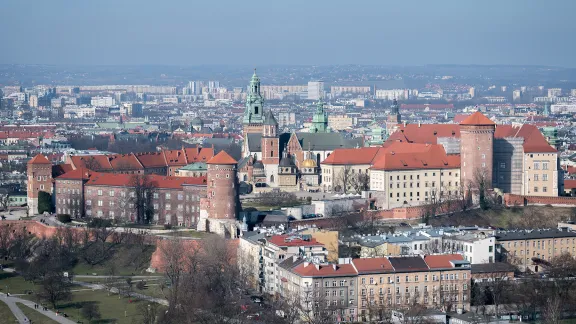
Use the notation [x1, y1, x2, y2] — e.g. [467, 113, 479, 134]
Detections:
[0, 292, 76, 324]
[72, 281, 169, 306]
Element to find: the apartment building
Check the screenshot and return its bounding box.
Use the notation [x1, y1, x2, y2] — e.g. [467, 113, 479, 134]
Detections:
[278, 254, 471, 323]
[495, 229, 576, 272]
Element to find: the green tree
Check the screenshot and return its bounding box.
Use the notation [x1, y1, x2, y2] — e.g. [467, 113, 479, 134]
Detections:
[37, 191, 53, 214]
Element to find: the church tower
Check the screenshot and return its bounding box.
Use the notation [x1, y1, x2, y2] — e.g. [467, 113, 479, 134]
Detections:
[27, 154, 53, 215]
[459, 111, 495, 193]
[310, 98, 329, 133]
[242, 70, 265, 155]
[261, 110, 280, 185]
[387, 99, 401, 124]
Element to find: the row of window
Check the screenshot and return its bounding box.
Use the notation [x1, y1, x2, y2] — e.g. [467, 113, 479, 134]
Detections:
[389, 181, 460, 189]
[85, 200, 198, 212]
[389, 172, 457, 181]
[505, 238, 576, 248]
[531, 174, 549, 181]
[360, 293, 467, 307]
[361, 283, 468, 296]
[86, 189, 201, 201]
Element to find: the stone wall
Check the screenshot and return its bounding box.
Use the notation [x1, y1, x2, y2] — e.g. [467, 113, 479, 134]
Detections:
[503, 193, 576, 207]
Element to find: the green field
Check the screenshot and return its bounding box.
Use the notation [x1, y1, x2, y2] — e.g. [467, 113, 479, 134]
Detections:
[16, 303, 58, 324]
[0, 272, 37, 295]
[0, 300, 18, 323]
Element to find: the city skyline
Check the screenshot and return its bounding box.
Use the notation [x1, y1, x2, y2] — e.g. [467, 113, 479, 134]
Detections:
[2, 0, 576, 67]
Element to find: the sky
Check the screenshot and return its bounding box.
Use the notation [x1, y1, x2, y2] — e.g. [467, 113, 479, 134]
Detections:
[1, 0, 575, 67]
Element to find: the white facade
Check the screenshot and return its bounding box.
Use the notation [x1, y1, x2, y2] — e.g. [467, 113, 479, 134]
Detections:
[443, 235, 495, 264]
[375, 89, 407, 100]
[63, 105, 96, 118]
[90, 96, 115, 107]
[307, 81, 324, 100]
[551, 102, 576, 113]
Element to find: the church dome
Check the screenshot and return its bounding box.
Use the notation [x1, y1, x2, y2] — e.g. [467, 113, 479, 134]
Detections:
[302, 158, 317, 168]
[279, 155, 294, 167]
[191, 117, 203, 126]
[253, 161, 264, 169]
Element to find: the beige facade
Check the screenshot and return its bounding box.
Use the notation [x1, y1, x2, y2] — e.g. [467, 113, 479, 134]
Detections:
[321, 164, 372, 192]
[328, 115, 354, 131]
[522, 152, 558, 196]
[360, 243, 402, 258]
[301, 229, 339, 262]
[370, 168, 461, 209]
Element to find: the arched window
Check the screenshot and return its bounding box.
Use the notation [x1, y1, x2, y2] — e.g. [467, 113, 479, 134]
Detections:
[270, 175, 275, 183]
[254, 106, 259, 114]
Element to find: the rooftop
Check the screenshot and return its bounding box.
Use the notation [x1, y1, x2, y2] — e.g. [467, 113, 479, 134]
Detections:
[495, 229, 576, 241]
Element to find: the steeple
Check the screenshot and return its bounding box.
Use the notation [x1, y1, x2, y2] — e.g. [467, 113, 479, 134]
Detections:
[387, 98, 401, 124]
[543, 102, 551, 117]
[310, 98, 329, 133]
[243, 69, 265, 125]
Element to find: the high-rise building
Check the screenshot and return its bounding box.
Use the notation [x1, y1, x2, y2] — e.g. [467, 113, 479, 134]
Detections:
[208, 81, 220, 90]
[307, 81, 324, 100]
[513, 90, 522, 101]
[375, 89, 407, 100]
[548, 88, 562, 98]
[29, 95, 38, 108]
[571, 89, 576, 97]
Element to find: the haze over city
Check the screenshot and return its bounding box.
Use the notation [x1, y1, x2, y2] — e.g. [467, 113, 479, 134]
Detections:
[2, 0, 576, 66]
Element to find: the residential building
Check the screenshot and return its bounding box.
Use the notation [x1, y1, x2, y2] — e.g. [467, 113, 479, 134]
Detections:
[308, 81, 324, 100]
[495, 229, 576, 272]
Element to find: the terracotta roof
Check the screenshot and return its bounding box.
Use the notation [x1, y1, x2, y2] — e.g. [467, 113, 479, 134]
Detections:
[388, 122, 556, 154]
[291, 263, 358, 277]
[86, 173, 207, 189]
[207, 150, 236, 165]
[56, 169, 94, 180]
[134, 152, 167, 168]
[424, 254, 464, 269]
[267, 235, 324, 247]
[321, 147, 384, 165]
[460, 111, 495, 126]
[28, 154, 51, 165]
[564, 179, 576, 190]
[371, 142, 460, 171]
[494, 124, 557, 153]
[352, 258, 394, 273]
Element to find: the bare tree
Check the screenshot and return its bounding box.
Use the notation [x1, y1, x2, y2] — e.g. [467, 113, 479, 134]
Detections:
[83, 156, 103, 172]
[348, 171, 370, 194]
[474, 168, 491, 210]
[334, 165, 352, 194]
[0, 191, 10, 211]
[129, 175, 157, 224]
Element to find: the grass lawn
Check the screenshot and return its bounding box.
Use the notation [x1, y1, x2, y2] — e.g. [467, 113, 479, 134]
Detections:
[53, 290, 159, 324]
[71, 244, 156, 277]
[16, 303, 58, 324]
[0, 272, 37, 295]
[0, 300, 18, 323]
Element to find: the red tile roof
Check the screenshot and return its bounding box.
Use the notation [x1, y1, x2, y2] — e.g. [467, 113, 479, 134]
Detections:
[352, 258, 394, 273]
[207, 150, 237, 165]
[387, 122, 556, 154]
[291, 263, 358, 277]
[28, 154, 51, 165]
[267, 235, 324, 247]
[424, 254, 464, 269]
[371, 143, 460, 171]
[86, 173, 207, 189]
[460, 111, 495, 126]
[321, 147, 384, 165]
[564, 180, 576, 190]
[494, 124, 557, 153]
[56, 169, 94, 180]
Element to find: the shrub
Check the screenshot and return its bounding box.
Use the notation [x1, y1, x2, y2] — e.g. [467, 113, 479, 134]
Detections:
[136, 280, 146, 290]
[164, 223, 173, 230]
[87, 218, 112, 228]
[57, 214, 72, 223]
[37, 191, 53, 214]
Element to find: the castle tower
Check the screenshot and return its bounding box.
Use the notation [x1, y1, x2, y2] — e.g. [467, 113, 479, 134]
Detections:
[310, 98, 329, 133]
[198, 150, 240, 237]
[459, 111, 496, 192]
[386, 99, 402, 136]
[27, 154, 53, 215]
[242, 69, 265, 155]
[261, 110, 280, 185]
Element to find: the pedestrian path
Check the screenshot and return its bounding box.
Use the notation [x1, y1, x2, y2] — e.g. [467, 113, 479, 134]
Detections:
[0, 293, 76, 324]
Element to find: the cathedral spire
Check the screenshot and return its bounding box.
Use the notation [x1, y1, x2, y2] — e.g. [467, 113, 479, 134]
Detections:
[243, 69, 264, 125]
[310, 98, 329, 133]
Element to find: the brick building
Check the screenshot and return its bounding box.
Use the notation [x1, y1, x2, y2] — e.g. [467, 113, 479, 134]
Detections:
[27, 154, 55, 215]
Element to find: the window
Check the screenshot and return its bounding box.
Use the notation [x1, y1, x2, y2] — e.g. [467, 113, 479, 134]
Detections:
[109, 201, 114, 207]
[543, 162, 549, 170]
[543, 174, 548, 181]
[178, 194, 183, 200]
[109, 190, 114, 197]
[534, 162, 540, 170]
[98, 190, 103, 196]
[86, 200, 92, 206]
[481, 154, 486, 159]
[543, 187, 548, 193]
[534, 187, 538, 193]
[534, 174, 539, 181]
[97, 200, 103, 207]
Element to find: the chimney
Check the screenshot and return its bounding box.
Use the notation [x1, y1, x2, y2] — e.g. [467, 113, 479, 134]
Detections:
[304, 262, 309, 268]
[418, 121, 421, 128]
[403, 121, 407, 127]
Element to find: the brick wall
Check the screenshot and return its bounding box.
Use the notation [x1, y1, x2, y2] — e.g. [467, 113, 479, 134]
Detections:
[504, 193, 576, 207]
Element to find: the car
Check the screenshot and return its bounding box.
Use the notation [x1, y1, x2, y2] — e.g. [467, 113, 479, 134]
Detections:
[250, 296, 263, 304]
[246, 313, 261, 320]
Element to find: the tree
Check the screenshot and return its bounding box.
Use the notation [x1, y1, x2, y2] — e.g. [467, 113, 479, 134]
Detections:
[348, 172, 370, 194]
[36, 272, 72, 308]
[474, 168, 491, 210]
[81, 303, 101, 322]
[129, 175, 157, 224]
[334, 165, 353, 194]
[38, 191, 53, 214]
[0, 191, 10, 211]
[83, 156, 103, 172]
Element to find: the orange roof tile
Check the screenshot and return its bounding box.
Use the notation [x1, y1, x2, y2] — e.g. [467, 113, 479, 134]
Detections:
[494, 124, 557, 153]
[321, 147, 383, 165]
[389, 124, 460, 144]
[207, 150, 236, 165]
[86, 173, 206, 189]
[424, 254, 464, 269]
[28, 154, 51, 165]
[460, 111, 495, 126]
[56, 169, 94, 180]
[267, 235, 324, 247]
[371, 143, 460, 171]
[352, 258, 394, 273]
[292, 263, 358, 277]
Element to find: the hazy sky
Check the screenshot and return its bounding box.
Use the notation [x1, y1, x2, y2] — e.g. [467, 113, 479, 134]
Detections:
[2, 0, 575, 67]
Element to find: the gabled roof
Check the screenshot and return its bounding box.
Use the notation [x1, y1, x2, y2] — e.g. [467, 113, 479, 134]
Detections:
[86, 173, 207, 189]
[207, 150, 237, 165]
[494, 124, 557, 153]
[322, 147, 383, 165]
[293, 132, 363, 151]
[55, 168, 94, 180]
[424, 254, 464, 269]
[28, 154, 51, 165]
[388, 124, 460, 145]
[388, 256, 429, 272]
[370, 143, 460, 171]
[352, 257, 394, 273]
[460, 111, 495, 126]
[291, 263, 358, 277]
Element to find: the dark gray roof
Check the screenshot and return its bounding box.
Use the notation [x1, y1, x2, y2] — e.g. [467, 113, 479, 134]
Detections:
[471, 263, 516, 274]
[293, 132, 363, 151]
[388, 256, 429, 272]
[247, 133, 262, 152]
[263, 110, 278, 126]
[279, 156, 294, 167]
[253, 161, 264, 169]
[495, 229, 576, 241]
